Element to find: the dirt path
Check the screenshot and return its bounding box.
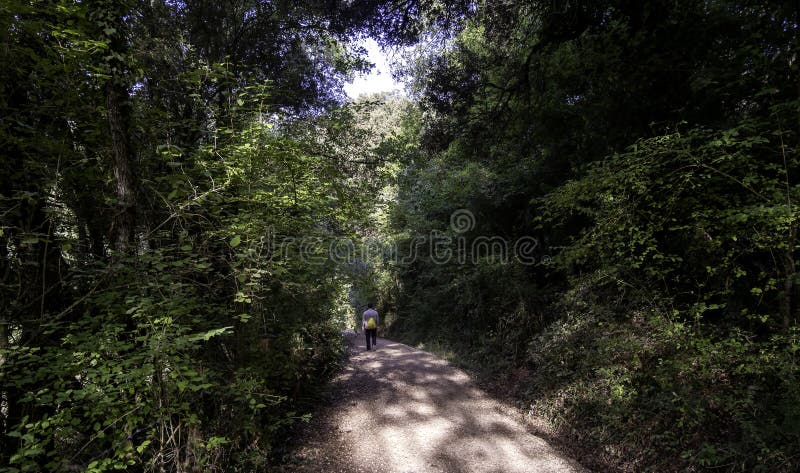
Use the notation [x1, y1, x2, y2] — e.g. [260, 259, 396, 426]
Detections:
[282, 336, 586, 473]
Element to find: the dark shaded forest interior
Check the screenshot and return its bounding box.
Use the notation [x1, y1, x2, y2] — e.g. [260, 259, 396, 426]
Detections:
[1, 1, 799, 471]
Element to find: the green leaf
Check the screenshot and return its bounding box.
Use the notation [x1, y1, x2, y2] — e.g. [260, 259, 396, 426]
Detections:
[230, 235, 242, 248]
[205, 436, 229, 449]
[186, 326, 233, 342]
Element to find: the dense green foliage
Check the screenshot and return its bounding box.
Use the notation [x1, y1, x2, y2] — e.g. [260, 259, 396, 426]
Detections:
[3, 0, 800, 472]
[372, 1, 800, 471]
[0, 1, 422, 471]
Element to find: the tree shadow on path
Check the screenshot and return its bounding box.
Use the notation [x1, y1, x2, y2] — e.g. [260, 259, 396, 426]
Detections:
[331, 337, 587, 473]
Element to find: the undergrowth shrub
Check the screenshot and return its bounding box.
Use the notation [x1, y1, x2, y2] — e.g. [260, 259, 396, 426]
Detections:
[523, 289, 800, 472]
[0, 243, 348, 473]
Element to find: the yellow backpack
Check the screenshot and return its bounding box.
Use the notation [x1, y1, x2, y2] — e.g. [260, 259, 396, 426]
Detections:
[367, 317, 376, 329]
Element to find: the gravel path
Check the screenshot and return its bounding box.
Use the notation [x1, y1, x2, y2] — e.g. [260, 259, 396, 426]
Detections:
[282, 336, 586, 473]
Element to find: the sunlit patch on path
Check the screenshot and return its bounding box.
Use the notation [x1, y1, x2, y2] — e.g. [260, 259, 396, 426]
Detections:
[287, 337, 585, 473]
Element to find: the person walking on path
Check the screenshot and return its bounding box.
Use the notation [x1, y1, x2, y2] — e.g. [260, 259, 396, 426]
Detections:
[362, 303, 379, 350]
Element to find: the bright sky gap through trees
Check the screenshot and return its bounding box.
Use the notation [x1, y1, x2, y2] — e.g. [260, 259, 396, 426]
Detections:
[345, 38, 404, 98]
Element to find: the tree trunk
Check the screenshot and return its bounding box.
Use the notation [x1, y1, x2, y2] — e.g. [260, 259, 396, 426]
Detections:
[782, 267, 793, 332]
[782, 223, 797, 332]
[106, 80, 136, 254]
